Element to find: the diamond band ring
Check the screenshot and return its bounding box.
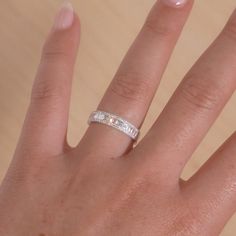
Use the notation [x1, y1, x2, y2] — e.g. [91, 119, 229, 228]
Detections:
[88, 111, 140, 141]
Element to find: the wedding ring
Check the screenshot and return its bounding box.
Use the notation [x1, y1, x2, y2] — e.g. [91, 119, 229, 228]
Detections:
[88, 111, 140, 141]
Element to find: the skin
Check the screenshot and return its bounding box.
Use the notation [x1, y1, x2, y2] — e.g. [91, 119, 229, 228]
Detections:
[0, 0, 236, 235]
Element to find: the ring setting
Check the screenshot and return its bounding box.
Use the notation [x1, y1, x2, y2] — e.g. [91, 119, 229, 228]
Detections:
[88, 111, 140, 141]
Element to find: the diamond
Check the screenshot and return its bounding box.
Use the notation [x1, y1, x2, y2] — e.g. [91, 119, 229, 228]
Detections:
[115, 120, 120, 125]
[88, 111, 139, 141]
[94, 113, 99, 119]
[99, 113, 105, 120]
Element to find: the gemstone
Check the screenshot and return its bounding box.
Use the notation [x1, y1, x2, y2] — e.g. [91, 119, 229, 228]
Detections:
[94, 113, 99, 119]
[99, 114, 105, 120]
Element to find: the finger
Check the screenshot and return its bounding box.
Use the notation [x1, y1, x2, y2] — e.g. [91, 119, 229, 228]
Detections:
[17, 3, 80, 157]
[78, 0, 194, 159]
[181, 132, 236, 235]
[136, 9, 236, 180]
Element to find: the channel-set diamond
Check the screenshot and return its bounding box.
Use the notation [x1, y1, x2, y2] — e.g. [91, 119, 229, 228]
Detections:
[88, 110, 140, 141]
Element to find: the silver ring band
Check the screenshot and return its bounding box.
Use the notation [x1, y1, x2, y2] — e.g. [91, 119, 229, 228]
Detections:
[88, 111, 140, 141]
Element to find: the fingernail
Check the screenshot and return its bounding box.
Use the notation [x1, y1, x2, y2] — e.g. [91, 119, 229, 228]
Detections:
[53, 1, 74, 30]
[161, 0, 188, 8]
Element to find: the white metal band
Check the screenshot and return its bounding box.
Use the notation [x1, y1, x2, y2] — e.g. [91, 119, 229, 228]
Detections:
[88, 111, 140, 141]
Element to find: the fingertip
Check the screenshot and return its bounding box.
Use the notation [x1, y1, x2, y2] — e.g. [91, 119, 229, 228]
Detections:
[51, 1, 81, 35]
[160, 0, 193, 9]
[53, 1, 74, 31]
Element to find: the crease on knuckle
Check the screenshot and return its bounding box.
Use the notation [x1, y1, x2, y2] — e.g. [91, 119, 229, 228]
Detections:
[31, 79, 66, 103]
[180, 75, 220, 111]
[144, 20, 173, 38]
[42, 49, 71, 63]
[110, 73, 151, 103]
[144, 10, 177, 38]
[169, 213, 201, 236]
[41, 38, 72, 67]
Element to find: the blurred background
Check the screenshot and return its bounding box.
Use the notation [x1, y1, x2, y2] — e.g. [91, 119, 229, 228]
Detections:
[0, 0, 235, 234]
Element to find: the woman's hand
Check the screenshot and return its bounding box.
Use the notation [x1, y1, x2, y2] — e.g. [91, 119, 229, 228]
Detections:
[0, 0, 236, 235]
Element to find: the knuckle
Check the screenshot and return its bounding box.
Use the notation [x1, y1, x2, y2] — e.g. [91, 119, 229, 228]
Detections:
[115, 166, 166, 205]
[110, 73, 151, 103]
[144, 18, 174, 38]
[112, 174, 155, 211]
[3, 172, 27, 187]
[31, 78, 66, 103]
[41, 37, 72, 67]
[42, 48, 71, 63]
[167, 196, 202, 235]
[170, 212, 201, 235]
[143, 5, 178, 39]
[180, 74, 220, 111]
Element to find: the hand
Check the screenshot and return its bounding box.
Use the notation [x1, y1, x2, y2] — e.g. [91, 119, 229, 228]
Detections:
[0, 0, 236, 235]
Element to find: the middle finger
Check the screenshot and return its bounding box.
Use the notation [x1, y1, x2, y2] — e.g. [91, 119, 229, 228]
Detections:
[135, 9, 236, 181]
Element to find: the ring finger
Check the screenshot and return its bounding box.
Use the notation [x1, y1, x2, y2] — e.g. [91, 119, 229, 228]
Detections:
[78, 0, 194, 159]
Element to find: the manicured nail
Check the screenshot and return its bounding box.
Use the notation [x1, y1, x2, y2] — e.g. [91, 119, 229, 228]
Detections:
[53, 2, 74, 30]
[161, 0, 188, 8]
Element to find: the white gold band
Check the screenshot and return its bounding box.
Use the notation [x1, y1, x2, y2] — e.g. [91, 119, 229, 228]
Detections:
[88, 111, 140, 141]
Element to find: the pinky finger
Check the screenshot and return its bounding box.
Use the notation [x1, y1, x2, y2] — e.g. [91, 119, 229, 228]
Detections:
[182, 132, 236, 235]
